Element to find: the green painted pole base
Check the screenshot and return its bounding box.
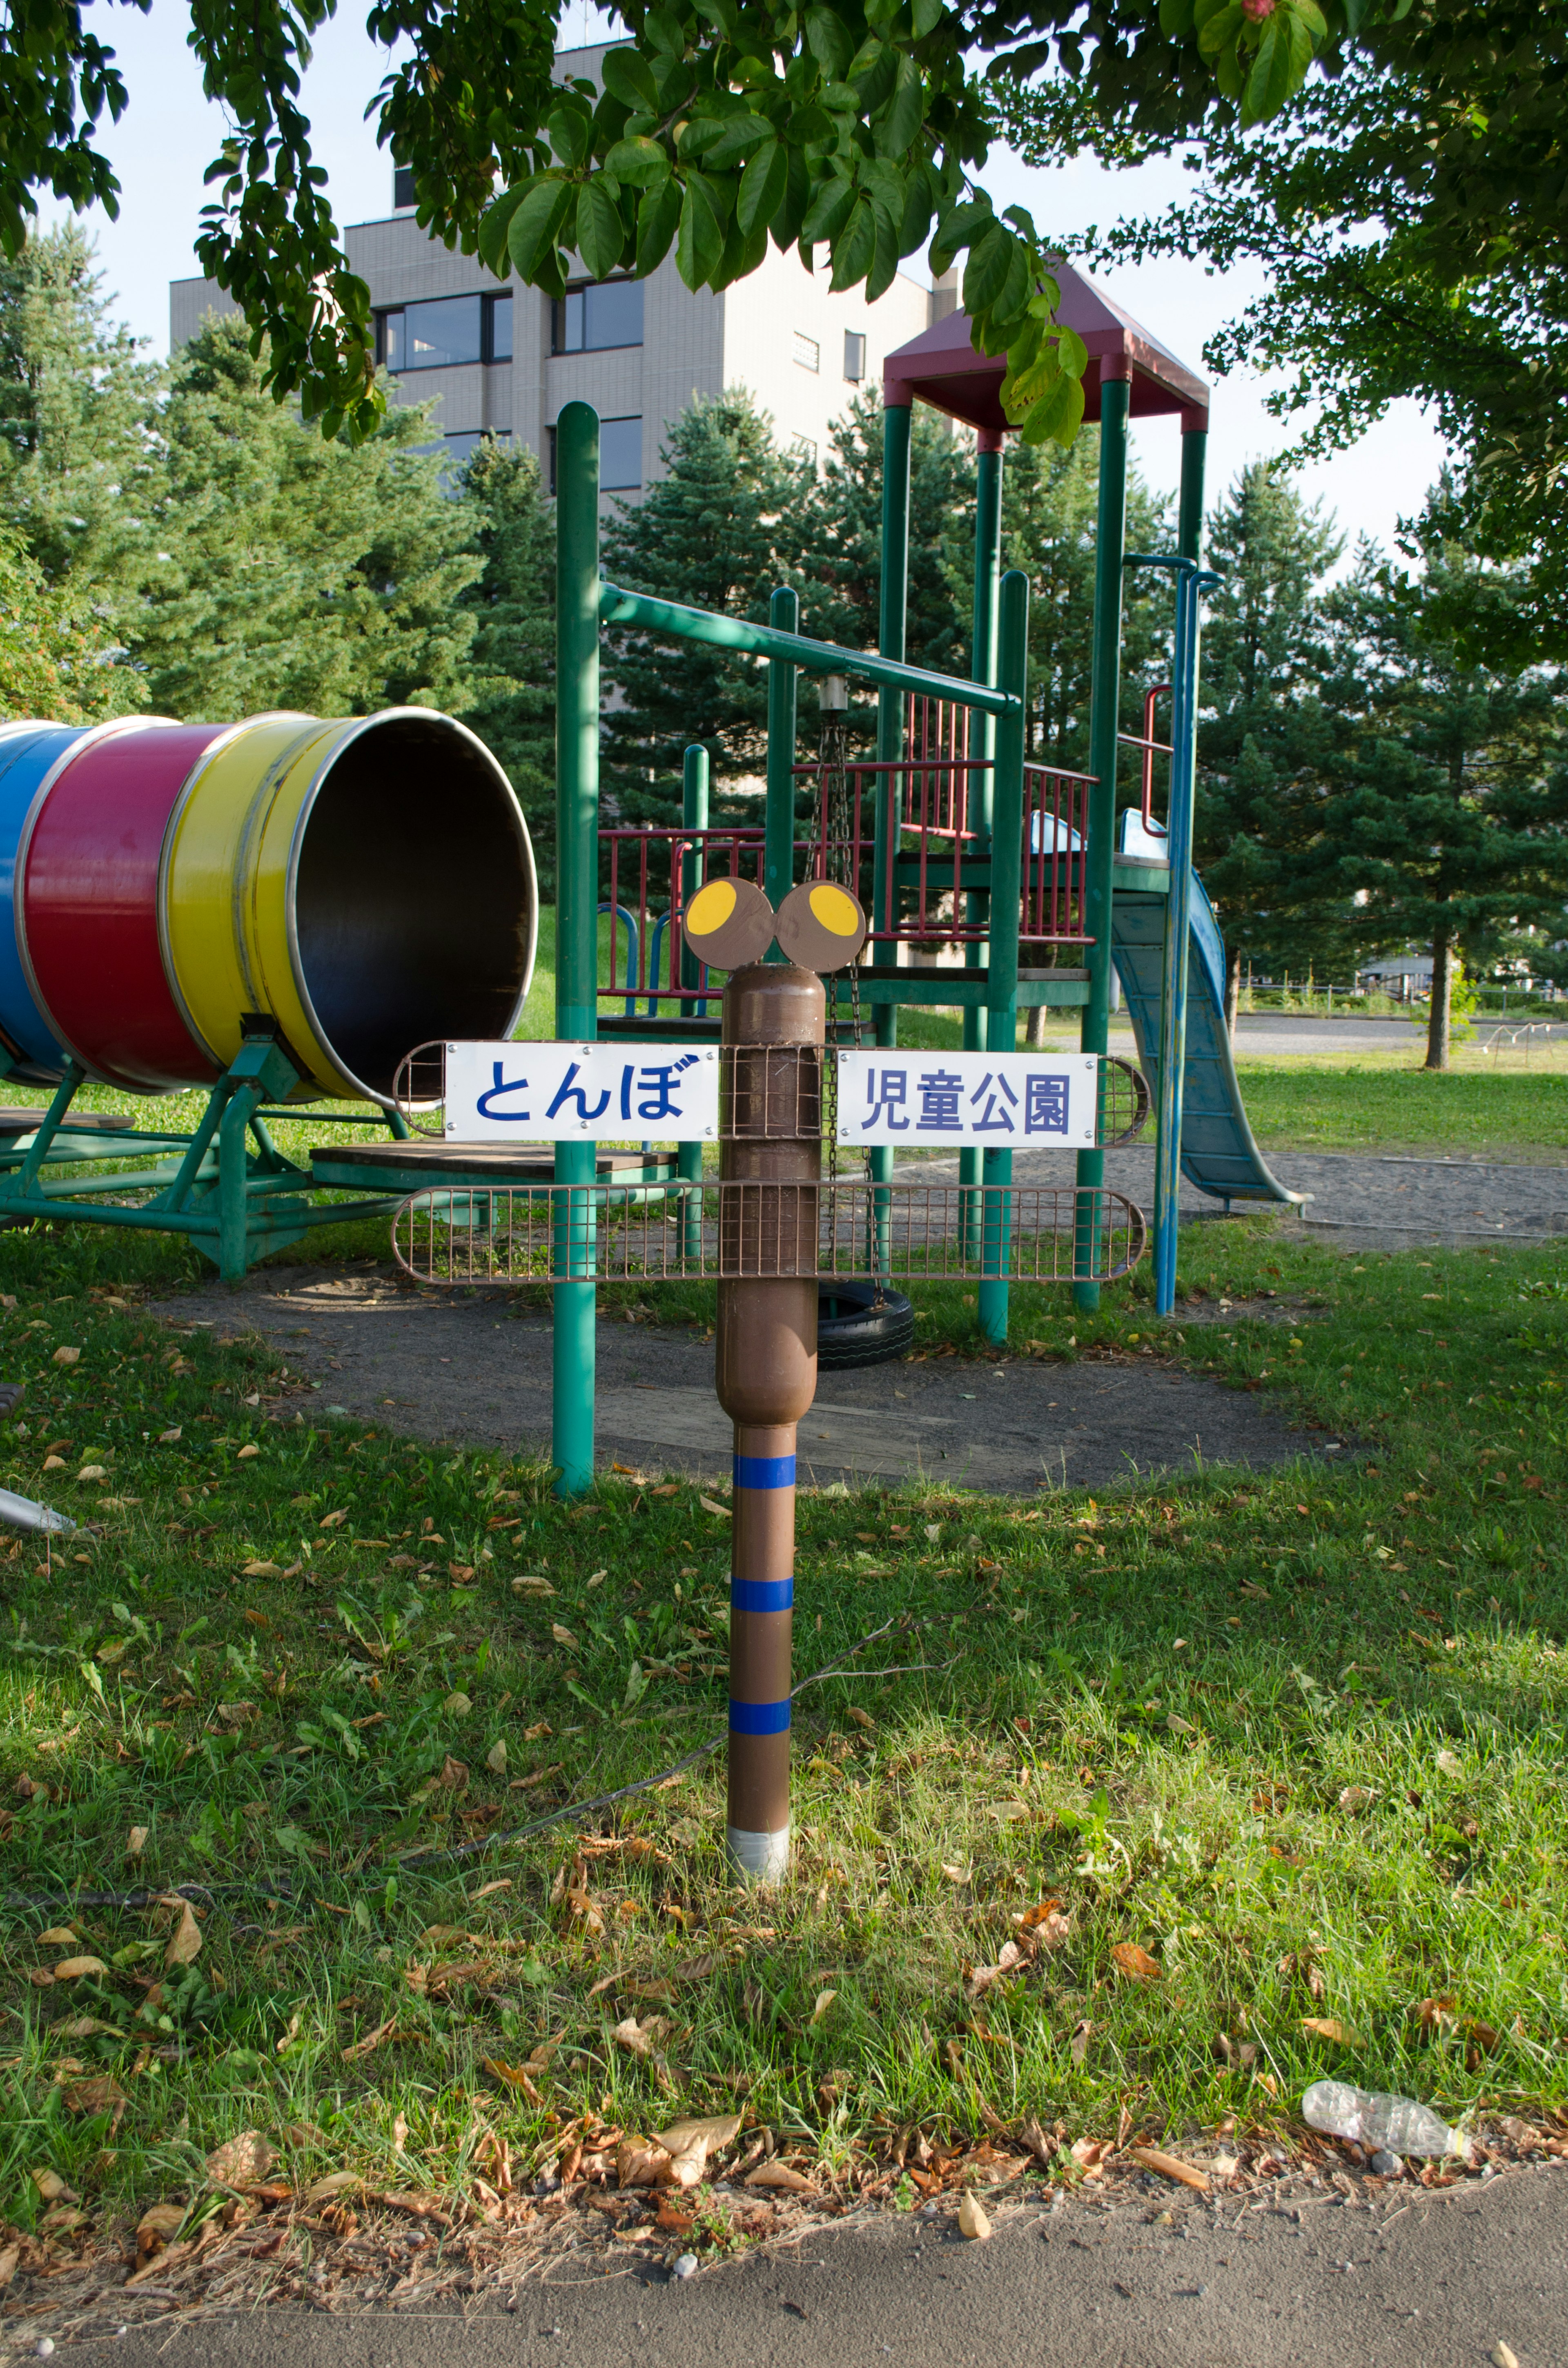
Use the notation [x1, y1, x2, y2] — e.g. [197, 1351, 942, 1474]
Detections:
[978, 1144, 1011, 1345]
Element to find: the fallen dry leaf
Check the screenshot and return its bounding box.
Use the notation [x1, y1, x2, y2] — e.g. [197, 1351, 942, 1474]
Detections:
[1492, 2345, 1520, 2368]
[1015, 1899, 1072, 1948]
[165, 1904, 203, 1968]
[136, 2203, 186, 2260]
[616, 2138, 673, 2188]
[125, 1826, 148, 1860]
[0, 2245, 17, 2291]
[612, 2014, 670, 2059]
[1070, 2137, 1110, 2174]
[513, 1576, 557, 1597]
[847, 1706, 875, 1732]
[550, 1621, 578, 1648]
[60, 2075, 126, 2116]
[52, 1345, 80, 1366]
[158, 1427, 182, 1444]
[32, 2169, 72, 2203]
[957, 2191, 992, 2241]
[36, 1927, 76, 1947]
[698, 1495, 731, 1519]
[1069, 2018, 1093, 2065]
[655, 2113, 742, 2156]
[1110, 1942, 1160, 1984]
[745, 2161, 815, 2194]
[473, 1877, 513, 1899]
[481, 2059, 543, 2104]
[318, 1509, 348, 1528]
[965, 1941, 1026, 2002]
[241, 1560, 281, 1578]
[341, 2016, 399, 2063]
[810, 1988, 839, 2024]
[52, 1956, 109, 1981]
[1338, 1785, 1376, 1813]
[485, 1739, 508, 1776]
[1301, 2016, 1363, 2049]
[304, 2171, 365, 2203]
[58, 2016, 117, 2039]
[1131, 2145, 1210, 2194]
[205, 2131, 275, 2188]
[443, 1690, 472, 1715]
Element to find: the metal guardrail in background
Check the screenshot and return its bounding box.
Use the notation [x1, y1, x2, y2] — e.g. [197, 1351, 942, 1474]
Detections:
[390, 1179, 1147, 1290]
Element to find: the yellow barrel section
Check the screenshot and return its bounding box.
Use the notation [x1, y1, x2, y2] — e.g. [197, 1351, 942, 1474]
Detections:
[161, 708, 536, 1103]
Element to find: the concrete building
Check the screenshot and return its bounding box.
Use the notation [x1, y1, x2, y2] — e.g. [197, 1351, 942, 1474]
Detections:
[169, 42, 947, 499]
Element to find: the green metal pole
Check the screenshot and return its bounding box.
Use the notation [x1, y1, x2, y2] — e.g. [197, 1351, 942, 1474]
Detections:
[1073, 369, 1131, 1312]
[678, 742, 709, 1260]
[553, 401, 601, 1497]
[870, 398, 913, 1259]
[978, 567, 1028, 1346]
[962, 431, 1004, 1257]
[764, 585, 800, 939]
[1178, 415, 1209, 565]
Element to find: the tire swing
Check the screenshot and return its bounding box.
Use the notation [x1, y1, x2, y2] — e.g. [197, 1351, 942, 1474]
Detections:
[810, 676, 917, 1374]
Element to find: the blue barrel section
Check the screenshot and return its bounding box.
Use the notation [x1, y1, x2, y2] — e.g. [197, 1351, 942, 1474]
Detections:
[0, 721, 96, 1083]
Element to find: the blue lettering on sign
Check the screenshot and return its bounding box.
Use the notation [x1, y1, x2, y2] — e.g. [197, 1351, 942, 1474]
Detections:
[969, 1072, 1019, 1133]
[914, 1070, 964, 1130]
[545, 1062, 612, 1123]
[476, 1061, 530, 1121]
[861, 1068, 909, 1130]
[619, 1052, 701, 1124]
[1025, 1072, 1071, 1135]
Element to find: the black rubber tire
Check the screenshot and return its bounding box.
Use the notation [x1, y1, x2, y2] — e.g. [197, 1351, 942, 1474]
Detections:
[816, 1282, 915, 1371]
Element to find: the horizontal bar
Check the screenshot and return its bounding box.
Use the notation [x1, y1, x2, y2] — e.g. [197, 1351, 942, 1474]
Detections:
[599, 581, 1019, 718]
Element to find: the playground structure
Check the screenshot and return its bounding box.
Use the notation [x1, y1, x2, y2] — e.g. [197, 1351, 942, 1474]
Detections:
[0, 710, 543, 1277]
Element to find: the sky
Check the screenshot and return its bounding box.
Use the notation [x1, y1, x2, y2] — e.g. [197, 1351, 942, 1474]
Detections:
[40, 2, 1446, 560]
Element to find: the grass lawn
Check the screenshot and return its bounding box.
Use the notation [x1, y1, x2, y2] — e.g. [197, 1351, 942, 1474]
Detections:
[0, 1209, 1565, 2279]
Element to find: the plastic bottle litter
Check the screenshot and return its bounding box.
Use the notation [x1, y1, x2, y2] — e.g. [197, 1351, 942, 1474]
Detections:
[1302, 2080, 1456, 2158]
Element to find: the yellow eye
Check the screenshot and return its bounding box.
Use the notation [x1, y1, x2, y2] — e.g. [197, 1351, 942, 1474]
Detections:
[808, 882, 861, 935]
[686, 879, 737, 933]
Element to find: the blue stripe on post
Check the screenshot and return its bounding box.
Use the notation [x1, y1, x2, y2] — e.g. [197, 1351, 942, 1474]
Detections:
[733, 1452, 795, 1491]
[728, 1698, 791, 1736]
[730, 1575, 793, 1614]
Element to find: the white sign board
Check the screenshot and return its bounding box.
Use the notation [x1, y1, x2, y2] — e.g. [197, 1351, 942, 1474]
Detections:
[836, 1048, 1098, 1149]
[443, 1042, 719, 1142]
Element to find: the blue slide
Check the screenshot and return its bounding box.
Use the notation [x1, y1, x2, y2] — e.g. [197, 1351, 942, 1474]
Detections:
[1111, 859, 1303, 1210]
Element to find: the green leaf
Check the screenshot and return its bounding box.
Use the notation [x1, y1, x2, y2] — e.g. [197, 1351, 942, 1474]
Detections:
[713, 215, 769, 289]
[851, 40, 898, 116]
[601, 48, 660, 112]
[911, 0, 946, 35]
[547, 98, 592, 169]
[636, 178, 683, 275]
[737, 138, 790, 239]
[1241, 13, 1305, 125]
[1196, 0, 1244, 58]
[898, 163, 937, 258]
[1159, 0, 1197, 30]
[962, 221, 1016, 317]
[875, 54, 925, 159]
[604, 136, 671, 190]
[701, 112, 773, 170]
[507, 176, 574, 283]
[1214, 35, 1245, 98]
[693, 0, 741, 38]
[1019, 365, 1087, 449]
[865, 205, 902, 303]
[477, 183, 530, 279]
[677, 172, 727, 289]
[805, 7, 853, 79]
[771, 145, 812, 252]
[644, 7, 689, 56]
[930, 195, 995, 276]
[575, 178, 628, 282]
[800, 170, 857, 246]
[830, 195, 878, 292]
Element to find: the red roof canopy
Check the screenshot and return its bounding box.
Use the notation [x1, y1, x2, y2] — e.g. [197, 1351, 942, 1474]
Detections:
[884, 262, 1208, 438]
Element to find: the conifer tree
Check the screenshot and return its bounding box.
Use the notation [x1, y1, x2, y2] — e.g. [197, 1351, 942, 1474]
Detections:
[456, 437, 556, 887]
[799, 392, 973, 685]
[0, 225, 163, 609]
[601, 389, 804, 826]
[1316, 525, 1568, 1069]
[1196, 462, 1348, 1026]
[129, 317, 481, 719]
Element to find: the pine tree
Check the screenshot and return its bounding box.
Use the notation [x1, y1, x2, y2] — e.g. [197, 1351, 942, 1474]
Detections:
[127, 317, 482, 720]
[0, 520, 142, 722]
[1196, 462, 1349, 1027]
[455, 437, 557, 889]
[799, 392, 973, 686]
[1316, 524, 1568, 1069]
[0, 226, 163, 606]
[600, 390, 805, 827]
[1001, 430, 1169, 774]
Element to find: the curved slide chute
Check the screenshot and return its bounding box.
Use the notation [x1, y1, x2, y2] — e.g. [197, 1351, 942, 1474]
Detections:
[1111, 864, 1303, 1210]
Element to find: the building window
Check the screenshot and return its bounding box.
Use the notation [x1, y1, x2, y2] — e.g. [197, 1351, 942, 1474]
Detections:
[550, 279, 644, 354]
[843, 330, 866, 383]
[793, 330, 820, 373]
[392, 165, 416, 210]
[376, 292, 512, 372]
[410, 428, 513, 493]
[546, 415, 642, 494]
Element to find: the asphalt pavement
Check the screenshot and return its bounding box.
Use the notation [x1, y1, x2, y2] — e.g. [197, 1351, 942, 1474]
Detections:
[93, 2161, 1568, 2368]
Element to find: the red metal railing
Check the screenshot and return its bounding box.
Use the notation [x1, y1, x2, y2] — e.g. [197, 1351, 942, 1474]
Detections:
[1120, 683, 1172, 838]
[596, 698, 1096, 1015]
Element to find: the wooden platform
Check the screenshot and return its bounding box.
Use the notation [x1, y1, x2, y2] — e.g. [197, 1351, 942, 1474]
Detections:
[0, 1108, 134, 1138]
[309, 1141, 675, 1193]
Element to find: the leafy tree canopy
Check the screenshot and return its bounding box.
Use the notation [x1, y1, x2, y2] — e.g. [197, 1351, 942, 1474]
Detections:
[1, 0, 1376, 447]
[0, 519, 143, 722]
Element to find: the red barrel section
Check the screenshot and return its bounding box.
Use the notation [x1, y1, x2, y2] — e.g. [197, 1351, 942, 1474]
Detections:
[19, 722, 234, 1092]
